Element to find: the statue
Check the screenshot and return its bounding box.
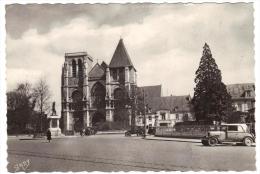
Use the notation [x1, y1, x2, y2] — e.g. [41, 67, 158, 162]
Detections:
[51, 102, 57, 116]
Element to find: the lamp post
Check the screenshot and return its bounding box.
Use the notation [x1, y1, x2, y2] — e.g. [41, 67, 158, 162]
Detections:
[143, 89, 146, 139]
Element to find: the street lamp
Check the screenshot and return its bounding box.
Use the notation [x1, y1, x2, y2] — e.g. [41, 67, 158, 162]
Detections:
[142, 89, 146, 139]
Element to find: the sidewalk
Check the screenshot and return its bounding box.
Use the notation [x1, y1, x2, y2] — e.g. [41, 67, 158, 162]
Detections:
[144, 135, 201, 143]
[96, 130, 126, 135]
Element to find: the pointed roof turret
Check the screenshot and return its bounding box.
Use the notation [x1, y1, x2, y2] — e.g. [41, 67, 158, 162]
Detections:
[109, 39, 135, 70]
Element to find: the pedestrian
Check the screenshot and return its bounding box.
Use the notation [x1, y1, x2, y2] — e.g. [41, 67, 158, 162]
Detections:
[46, 129, 52, 143]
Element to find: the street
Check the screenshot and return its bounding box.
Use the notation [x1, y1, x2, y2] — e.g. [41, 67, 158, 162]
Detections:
[7, 134, 256, 172]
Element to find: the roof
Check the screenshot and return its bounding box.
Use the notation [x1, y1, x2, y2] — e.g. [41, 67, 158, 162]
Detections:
[226, 83, 255, 99]
[137, 85, 162, 98]
[109, 39, 135, 69]
[88, 63, 105, 79]
[101, 61, 108, 70]
[65, 52, 87, 57]
[145, 95, 192, 113]
[65, 52, 93, 62]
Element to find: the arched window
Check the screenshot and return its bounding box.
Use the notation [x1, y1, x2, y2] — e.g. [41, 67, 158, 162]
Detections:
[72, 59, 76, 77]
[72, 90, 82, 110]
[114, 88, 124, 109]
[91, 82, 105, 109]
[78, 59, 83, 78]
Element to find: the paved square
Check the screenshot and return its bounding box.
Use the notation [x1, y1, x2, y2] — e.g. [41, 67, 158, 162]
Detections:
[8, 134, 256, 172]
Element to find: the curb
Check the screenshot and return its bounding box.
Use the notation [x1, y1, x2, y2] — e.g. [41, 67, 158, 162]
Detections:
[144, 136, 201, 143]
[96, 132, 125, 135]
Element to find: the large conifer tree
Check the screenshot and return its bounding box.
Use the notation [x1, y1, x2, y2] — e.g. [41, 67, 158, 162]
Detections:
[192, 43, 233, 123]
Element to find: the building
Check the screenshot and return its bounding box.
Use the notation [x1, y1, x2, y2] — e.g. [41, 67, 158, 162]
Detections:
[226, 83, 255, 123]
[61, 39, 137, 134]
[136, 85, 195, 128]
[226, 83, 255, 112]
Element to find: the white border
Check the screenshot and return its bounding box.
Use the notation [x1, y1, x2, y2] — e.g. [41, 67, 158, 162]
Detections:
[0, 0, 259, 173]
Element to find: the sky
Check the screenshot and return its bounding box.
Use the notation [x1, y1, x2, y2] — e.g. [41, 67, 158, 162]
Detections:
[6, 3, 254, 113]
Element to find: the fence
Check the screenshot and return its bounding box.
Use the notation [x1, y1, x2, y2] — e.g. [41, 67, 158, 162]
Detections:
[155, 125, 214, 138]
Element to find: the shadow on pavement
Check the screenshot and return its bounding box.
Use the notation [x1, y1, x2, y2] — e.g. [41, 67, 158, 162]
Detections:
[196, 144, 256, 147]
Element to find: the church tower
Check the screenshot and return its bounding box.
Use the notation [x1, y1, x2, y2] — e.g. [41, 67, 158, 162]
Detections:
[61, 52, 93, 135]
[106, 39, 137, 127]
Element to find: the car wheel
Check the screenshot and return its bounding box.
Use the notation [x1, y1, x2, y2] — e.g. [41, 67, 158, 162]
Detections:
[208, 137, 218, 146]
[243, 137, 253, 146]
[202, 139, 209, 146]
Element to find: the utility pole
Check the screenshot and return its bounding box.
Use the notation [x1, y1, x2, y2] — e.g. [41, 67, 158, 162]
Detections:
[143, 89, 146, 139]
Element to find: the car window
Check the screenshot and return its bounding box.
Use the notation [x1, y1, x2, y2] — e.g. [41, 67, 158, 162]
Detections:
[228, 126, 238, 131]
[220, 126, 227, 131]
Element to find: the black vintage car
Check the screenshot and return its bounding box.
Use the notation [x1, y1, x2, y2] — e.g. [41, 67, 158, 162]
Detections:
[84, 127, 97, 136]
[125, 127, 145, 137]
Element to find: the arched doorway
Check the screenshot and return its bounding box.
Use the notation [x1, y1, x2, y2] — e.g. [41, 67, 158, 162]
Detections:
[72, 90, 83, 132]
[92, 112, 106, 126]
[91, 82, 106, 128]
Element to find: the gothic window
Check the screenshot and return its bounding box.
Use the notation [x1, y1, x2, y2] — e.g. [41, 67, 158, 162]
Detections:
[118, 68, 125, 82]
[91, 82, 105, 109]
[72, 90, 82, 110]
[78, 59, 83, 78]
[114, 88, 124, 103]
[72, 59, 76, 77]
[112, 69, 118, 81]
[78, 59, 84, 87]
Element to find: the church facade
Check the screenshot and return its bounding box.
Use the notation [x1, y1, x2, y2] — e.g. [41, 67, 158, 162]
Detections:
[61, 39, 137, 134]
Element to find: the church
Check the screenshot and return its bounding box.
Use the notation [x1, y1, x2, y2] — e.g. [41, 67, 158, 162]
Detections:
[61, 39, 137, 135]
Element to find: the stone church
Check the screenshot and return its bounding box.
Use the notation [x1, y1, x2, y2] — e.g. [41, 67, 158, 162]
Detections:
[61, 39, 137, 134]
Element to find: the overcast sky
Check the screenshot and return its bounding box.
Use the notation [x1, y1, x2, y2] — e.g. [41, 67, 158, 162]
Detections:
[6, 3, 254, 112]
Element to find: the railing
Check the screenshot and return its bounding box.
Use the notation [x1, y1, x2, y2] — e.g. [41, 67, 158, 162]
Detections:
[155, 125, 212, 138]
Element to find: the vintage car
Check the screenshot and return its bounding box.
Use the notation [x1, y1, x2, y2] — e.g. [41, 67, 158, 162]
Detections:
[84, 127, 97, 136]
[202, 124, 255, 146]
[125, 127, 145, 137]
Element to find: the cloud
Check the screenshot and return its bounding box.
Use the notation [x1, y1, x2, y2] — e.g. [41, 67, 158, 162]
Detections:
[6, 3, 254, 113]
[6, 4, 153, 39]
[6, 68, 44, 91]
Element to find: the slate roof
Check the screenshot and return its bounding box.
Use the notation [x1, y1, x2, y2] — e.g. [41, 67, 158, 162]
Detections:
[88, 63, 105, 79]
[226, 83, 255, 99]
[145, 95, 192, 113]
[137, 85, 162, 98]
[137, 85, 191, 113]
[109, 39, 135, 69]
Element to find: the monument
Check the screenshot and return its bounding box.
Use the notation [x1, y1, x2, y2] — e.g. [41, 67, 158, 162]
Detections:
[47, 102, 62, 136]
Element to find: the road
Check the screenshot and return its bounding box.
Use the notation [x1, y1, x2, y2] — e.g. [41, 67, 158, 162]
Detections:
[7, 134, 256, 172]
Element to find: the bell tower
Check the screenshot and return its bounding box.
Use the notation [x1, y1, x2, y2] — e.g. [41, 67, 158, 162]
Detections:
[61, 52, 93, 135]
[106, 39, 137, 127]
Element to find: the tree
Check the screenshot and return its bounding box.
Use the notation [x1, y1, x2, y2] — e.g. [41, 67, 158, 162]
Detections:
[7, 82, 35, 134]
[33, 78, 51, 132]
[191, 43, 233, 123]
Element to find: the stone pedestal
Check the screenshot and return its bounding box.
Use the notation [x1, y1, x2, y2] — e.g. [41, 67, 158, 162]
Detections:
[47, 114, 62, 136]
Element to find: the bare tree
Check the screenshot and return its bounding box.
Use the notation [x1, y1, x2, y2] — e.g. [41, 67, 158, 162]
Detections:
[33, 78, 51, 132]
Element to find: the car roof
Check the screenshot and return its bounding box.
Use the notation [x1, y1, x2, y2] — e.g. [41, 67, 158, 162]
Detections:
[221, 124, 248, 131]
[221, 124, 247, 126]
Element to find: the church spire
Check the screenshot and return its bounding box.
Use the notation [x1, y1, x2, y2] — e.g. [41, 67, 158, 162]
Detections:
[109, 39, 135, 70]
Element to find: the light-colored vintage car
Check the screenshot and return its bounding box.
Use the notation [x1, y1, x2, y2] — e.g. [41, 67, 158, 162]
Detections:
[202, 124, 255, 146]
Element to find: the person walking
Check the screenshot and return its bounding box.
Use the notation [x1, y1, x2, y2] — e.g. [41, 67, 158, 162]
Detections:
[46, 129, 52, 143]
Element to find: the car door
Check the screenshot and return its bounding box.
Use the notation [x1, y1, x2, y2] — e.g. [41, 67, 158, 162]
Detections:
[236, 125, 247, 141]
[227, 125, 239, 141]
